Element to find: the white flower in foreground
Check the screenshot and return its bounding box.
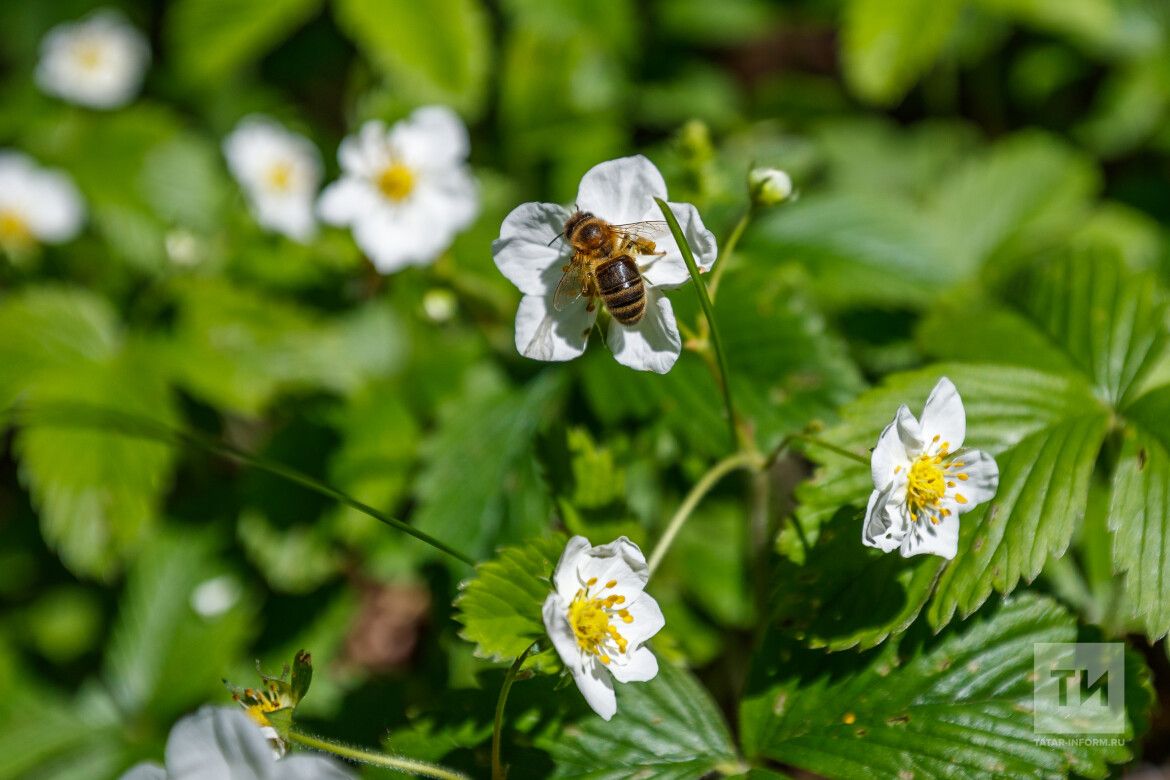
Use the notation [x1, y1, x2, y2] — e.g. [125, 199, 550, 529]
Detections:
[36, 9, 150, 109]
[318, 107, 478, 272]
[863, 377, 1000, 560]
[0, 151, 84, 252]
[542, 536, 665, 720]
[492, 155, 717, 374]
[120, 707, 353, 780]
[224, 116, 322, 242]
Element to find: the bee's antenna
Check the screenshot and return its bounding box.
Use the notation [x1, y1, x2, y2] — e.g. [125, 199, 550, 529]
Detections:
[547, 234, 562, 247]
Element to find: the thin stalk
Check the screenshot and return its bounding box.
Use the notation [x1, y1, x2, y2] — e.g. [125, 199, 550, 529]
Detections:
[492, 642, 536, 780]
[764, 431, 869, 469]
[706, 208, 752, 303]
[288, 729, 470, 780]
[647, 451, 759, 576]
[655, 197, 740, 451]
[6, 402, 475, 567]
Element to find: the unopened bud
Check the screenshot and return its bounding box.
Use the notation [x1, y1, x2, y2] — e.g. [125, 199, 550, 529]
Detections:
[748, 167, 793, 207]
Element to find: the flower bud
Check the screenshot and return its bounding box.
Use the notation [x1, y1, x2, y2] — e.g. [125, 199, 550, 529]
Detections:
[748, 167, 793, 207]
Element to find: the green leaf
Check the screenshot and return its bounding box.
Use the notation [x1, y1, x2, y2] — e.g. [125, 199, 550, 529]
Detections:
[414, 372, 564, 560]
[545, 661, 742, 779]
[332, 0, 491, 116]
[841, 0, 963, 105]
[1109, 388, 1170, 639]
[741, 594, 1150, 779]
[103, 531, 255, 718]
[167, 0, 324, 84]
[453, 534, 565, 670]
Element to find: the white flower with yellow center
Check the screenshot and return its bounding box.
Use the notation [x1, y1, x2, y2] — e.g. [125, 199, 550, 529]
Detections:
[317, 107, 478, 273]
[492, 155, 717, 374]
[120, 707, 353, 780]
[863, 377, 1000, 560]
[0, 151, 84, 253]
[542, 536, 665, 720]
[224, 116, 322, 242]
[36, 9, 150, 110]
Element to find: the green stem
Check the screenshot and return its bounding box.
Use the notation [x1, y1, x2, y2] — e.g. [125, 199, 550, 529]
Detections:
[492, 642, 536, 780]
[655, 197, 740, 451]
[707, 208, 752, 303]
[288, 729, 470, 780]
[5, 402, 476, 568]
[647, 451, 759, 576]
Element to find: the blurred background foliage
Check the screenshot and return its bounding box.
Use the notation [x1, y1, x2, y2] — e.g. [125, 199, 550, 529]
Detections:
[1, 0, 1169, 777]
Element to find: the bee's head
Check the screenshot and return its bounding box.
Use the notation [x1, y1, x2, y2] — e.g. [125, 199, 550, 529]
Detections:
[565, 211, 605, 250]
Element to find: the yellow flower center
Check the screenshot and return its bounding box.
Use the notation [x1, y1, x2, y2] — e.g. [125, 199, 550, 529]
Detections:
[266, 161, 294, 192]
[233, 682, 291, 728]
[74, 42, 104, 71]
[0, 209, 33, 248]
[903, 436, 970, 524]
[568, 577, 633, 665]
[376, 162, 415, 202]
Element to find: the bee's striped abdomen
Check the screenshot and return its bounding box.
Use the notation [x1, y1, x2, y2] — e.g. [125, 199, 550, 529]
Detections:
[596, 256, 645, 325]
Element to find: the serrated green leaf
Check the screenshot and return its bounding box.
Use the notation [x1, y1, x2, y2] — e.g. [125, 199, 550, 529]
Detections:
[544, 661, 742, 779]
[841, 0, 963, 105]
[453, 534, 565, 670]
[167, 0, 324, 83]
[414, 372, 563, 560]
[333, 0, 491, 116]
[741, 594, 1150, 779]
[1109, 387, 1170, 639]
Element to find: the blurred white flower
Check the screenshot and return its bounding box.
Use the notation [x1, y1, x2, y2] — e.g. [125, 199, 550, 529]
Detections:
[36, 9, 149, 109]
[190, 575, 241, 618]
[542, 536, 665, 721]
[863, 377, 1000, 560]
[120, 707, 353, 780]
[748, 166, 793, 206]
[0, 151, 84, 252]
[224, 116, 322, 242]
[492, 155, 717, 374]
[318, 107, 478, 273]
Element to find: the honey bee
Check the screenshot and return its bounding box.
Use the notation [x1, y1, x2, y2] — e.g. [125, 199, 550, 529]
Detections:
[553, 211, 667, 326]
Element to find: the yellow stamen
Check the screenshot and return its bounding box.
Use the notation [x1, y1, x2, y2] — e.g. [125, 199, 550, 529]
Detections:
[568, 581, 634, 661]
[266, 161, 294, 192]
[0, 209, 33, 248]
[605, 579, 617, 589]
[376, 162, 415, 201]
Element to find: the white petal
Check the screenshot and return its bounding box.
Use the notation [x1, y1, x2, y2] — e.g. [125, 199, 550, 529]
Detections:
[421, 166, 479, 231]
[919, 377, 966, 451]
[576, 155, 667, 225]
[492, 201, 571, 296]
[871, 411, 913, 490]
[638, 201, 717, 289]
[119, 763, 166, 780]
[862, 486, 903, 553]
[338, 120, 389, 177]
[317, 179, 377, 226]
[900, 514, 960, 560]
[950, 448, 999, 510]
[278, 754, 355, 779]
[25, 168, 84, 243]
[514, 293, 596, 363]
[608, 645, 659, 684]
[542, 593, 585, 676]
[165, 707, 273, 779]
[253, 196, 316, 242]
[353, 208, 450, 272]
[894, 404, 924, 454]
[572, 659, 617, 720]
[606, 290, 681, 374]
[573, 537, 650, 597]
[619, 591, 665, 646]
[392, 106, 470, 168]
[552, 536, 595, 599]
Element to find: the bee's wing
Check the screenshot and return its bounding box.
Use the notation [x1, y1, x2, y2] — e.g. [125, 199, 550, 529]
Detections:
[610, 220, 669, 240]
[553, 257, 590, 311]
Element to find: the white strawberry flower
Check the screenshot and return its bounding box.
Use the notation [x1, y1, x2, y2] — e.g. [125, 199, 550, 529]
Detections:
[317, 107, 478, 273]
[863, 377, 1000, 560]
[491, 155, 717, 374]
[36, 9, 150, 110]
[120, 707, 353, 780]
[223, 116, 322, 242]
[542, 536, 665, 721]
[0, 151, 84, 252]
